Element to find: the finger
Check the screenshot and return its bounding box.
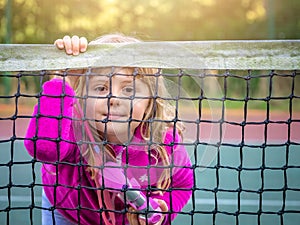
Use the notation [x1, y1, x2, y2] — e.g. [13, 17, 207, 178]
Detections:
[127, 207, 133, 224]
[148, 199, 168, 225]
[138, 218, 146, 225]
[79, 37, 88, 53]
[54, 39, 64, 49]
[127, 209, 139, 225]
[127, 214, 137, 225]
[152, 190, 163, 196]
[71, 35, 80, 55]
[156, 199, 168, 212]
[63, 35, 72, 55]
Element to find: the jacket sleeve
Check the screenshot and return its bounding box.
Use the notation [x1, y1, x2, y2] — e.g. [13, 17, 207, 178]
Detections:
[24, 79, 77, 162]
[153, 128, 194, 224]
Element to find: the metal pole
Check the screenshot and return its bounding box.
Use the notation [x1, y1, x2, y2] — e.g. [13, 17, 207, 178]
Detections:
[4, 0, 12, 103]
[5, 0, 12, 43]
[267, 0, 276, 39]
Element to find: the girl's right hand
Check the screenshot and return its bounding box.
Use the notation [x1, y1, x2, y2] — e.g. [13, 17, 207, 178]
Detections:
[54, 35, 88, 56]
[127, 199, 168, 225]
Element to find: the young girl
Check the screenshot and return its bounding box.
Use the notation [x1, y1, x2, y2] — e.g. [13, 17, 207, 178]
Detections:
[24, 34, 193, 225]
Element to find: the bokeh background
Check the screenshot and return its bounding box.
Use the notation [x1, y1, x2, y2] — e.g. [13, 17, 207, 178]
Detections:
[1, 0, 300, 44]
[0, 1, 300, 225]
[1, 0, 300, 109]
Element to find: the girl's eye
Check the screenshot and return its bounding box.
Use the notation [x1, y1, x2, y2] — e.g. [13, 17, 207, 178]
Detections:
[122, 86, 134, 95]
[95, 86, 108, 93]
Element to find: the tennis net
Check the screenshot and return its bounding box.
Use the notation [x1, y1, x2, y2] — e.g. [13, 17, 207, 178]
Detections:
[0, 40, 299, 225]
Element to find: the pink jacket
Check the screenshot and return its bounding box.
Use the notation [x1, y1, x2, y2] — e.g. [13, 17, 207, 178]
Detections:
[24, 79, 193, 225]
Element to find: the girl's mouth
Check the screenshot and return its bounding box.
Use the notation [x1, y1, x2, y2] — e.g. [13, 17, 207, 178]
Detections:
[104, 113, 126, 120]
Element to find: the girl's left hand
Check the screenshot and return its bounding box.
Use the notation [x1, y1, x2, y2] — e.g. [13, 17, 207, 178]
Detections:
[53, 35, 88, 88]
[127, 199, 168, 225]
[54, 35, 88, 56]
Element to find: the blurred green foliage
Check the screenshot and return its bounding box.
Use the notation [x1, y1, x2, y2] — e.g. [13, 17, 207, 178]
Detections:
[0, 0, 299, 110]
[1, 0, 299, 43]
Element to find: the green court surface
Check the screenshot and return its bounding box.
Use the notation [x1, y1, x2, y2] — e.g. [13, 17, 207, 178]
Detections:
[1, 140, 300, 225]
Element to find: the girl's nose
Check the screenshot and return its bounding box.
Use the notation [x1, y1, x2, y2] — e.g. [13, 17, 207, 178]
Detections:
[109, 87, 121, 106]
[109, 96, 120, 106]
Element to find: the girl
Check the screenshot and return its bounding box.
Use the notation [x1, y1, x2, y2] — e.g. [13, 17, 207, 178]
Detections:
[24, 34, 193, 225]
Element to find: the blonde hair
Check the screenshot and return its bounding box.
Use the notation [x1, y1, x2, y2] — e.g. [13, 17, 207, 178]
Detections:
[72, 33, 184, 223]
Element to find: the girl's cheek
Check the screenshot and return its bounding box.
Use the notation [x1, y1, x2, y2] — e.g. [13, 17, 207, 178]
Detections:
[87, 98, 105, 111]
[85, 99, 100, 120]
[133, 99, 149, 113]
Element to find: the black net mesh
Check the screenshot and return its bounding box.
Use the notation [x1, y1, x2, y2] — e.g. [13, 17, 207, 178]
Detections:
[0, 68, 299, 225]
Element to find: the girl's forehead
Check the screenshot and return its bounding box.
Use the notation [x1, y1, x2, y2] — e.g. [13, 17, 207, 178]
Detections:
[89, 67, 144, 81]
[91, 67, 136, 75]
[89, 74, 141, 82]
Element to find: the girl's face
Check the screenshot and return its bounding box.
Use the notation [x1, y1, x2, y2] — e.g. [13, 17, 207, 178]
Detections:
[85, 69, 151, 143]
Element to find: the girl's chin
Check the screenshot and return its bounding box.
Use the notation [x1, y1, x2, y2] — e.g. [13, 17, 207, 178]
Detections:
[97, 127, 133, 143]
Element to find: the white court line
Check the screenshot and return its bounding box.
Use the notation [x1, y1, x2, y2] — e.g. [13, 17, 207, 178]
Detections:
[1, 196, 299, 207]
[190, 198, 300, 207]
[0, 196, 42, 202]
